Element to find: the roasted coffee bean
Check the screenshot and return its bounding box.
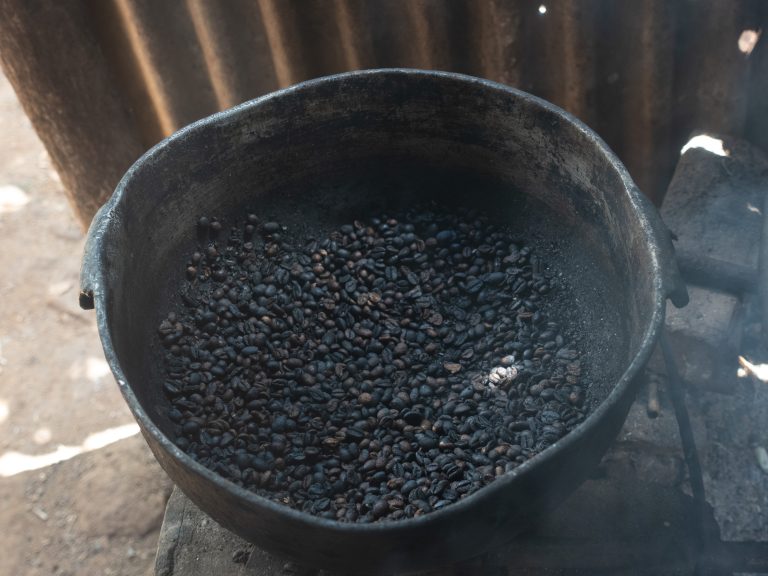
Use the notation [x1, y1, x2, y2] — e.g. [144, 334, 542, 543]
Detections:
[416, 431, 438, 450]
[372, 499, 390, 518]
[402, 410, 424, 426]
[182, 421, 200, 437]
[159, 207, 588, 523]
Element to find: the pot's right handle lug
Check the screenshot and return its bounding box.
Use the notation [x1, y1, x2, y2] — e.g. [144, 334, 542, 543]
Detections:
[660, 235, 690, 309]
[638, 193, 689, 308]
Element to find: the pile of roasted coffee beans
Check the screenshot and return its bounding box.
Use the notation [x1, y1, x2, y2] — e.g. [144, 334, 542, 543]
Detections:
[158, 208, 587, 522]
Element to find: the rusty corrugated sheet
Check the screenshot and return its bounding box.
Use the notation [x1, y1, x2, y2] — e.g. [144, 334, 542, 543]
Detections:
[0, 0, 765, 226]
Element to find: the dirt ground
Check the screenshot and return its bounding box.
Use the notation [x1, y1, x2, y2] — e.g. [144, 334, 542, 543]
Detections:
[0, 71, 172, 575]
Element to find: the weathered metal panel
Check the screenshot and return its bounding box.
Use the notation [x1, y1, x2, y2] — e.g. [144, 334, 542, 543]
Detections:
[0, 0, 145, 222]
[0, 0, 764, 226]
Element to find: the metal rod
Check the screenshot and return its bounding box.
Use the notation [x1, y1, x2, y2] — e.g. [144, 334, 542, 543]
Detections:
[660, 331, 709, 574]
[660, 332, 707, 507]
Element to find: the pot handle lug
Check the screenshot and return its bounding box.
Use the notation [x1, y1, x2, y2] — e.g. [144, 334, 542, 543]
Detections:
[79, 201, 113, 310]
[640, 194, 689, 308]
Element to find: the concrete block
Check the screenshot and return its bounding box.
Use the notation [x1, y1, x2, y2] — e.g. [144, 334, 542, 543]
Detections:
[660, 134, 768, 392]
[665, 286, 742, 392]
[662, 134, 767, 269]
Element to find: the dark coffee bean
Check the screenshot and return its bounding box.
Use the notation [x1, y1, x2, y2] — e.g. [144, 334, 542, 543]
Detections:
[339, 448, 353, 463]
[371, 499, 389, 518]
[416, 431, 438, 450]
[472, 453, 492, 466]
[485, 272, 505, 285]
[182, 420, 200, 437]
[401, 480, 418, 495]
[402, 410, 424, 426]
[453, 403, 472, 416]
[465, 278, 483, 294]
[272, 415, 287, 433]
[252, 456, 271, 472]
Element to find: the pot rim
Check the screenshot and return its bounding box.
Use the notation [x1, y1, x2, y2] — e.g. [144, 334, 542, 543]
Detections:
[84, 68, 669, 535]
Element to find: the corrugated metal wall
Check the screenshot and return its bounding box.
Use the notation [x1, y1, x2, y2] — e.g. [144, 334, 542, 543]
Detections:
[0, 0, 766, 226]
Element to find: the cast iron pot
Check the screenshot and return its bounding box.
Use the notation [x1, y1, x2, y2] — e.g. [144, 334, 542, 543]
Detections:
[80, 69, 687, 573]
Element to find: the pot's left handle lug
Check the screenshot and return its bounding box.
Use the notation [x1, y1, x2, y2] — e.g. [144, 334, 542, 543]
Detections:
[79, 202, 113, 310]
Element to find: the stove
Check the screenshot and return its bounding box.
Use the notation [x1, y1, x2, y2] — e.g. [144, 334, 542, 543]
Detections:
[153, 134, 768, 576]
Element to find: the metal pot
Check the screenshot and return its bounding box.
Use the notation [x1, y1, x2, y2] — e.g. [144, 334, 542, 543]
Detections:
[80, 70, 687, 573]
